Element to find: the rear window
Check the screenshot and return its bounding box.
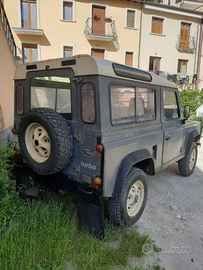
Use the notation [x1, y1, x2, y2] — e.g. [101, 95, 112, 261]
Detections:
[81, 83, 95, 123]
[30, 76, 72, 118]
[110, 84, 155, 125]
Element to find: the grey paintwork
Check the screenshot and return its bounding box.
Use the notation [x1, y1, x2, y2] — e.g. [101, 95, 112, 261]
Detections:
[13, 55, 201, 198]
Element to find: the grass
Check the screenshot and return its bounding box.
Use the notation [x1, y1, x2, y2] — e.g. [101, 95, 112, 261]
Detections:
[0, 135, 161, 270]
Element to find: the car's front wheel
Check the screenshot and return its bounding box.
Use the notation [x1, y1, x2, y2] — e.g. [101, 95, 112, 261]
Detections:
[108, 168, 148, 226]
[178, 142, 197, 176]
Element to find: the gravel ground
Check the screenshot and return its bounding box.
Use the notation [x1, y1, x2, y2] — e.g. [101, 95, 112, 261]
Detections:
[136, 137, 203, 270]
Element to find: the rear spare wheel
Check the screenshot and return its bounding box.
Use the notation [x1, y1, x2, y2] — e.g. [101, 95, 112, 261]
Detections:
[19, 108, 73, 175]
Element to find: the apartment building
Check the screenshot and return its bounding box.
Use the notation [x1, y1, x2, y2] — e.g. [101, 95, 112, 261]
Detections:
[139, 1, 202, 89]
[0, 0, 17, 138]
[4, 0, 144, 67]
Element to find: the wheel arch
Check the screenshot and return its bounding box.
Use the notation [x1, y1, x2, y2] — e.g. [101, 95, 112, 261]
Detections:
[185, 129, 201, 155]
[112, 149, 154, 197]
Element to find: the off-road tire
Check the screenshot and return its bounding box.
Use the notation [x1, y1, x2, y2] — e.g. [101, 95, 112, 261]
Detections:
[19, 108, 73, 175]
[108, 168, 148, 227]
[178, 142, 197, 176]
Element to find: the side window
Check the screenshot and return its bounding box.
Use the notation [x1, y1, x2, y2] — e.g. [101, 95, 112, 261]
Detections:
[110, 85, 135, 125]
[136, 88, 155, 121]
[81, 83, 95, 123]
[163, 91, 180, 120]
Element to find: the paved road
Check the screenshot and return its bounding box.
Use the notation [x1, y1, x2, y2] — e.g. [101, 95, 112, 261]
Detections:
[136, 137, 203, 270]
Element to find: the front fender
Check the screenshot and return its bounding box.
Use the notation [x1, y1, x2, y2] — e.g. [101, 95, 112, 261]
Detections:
[185, 129, 201, 155]
[112, 149, 154, 197]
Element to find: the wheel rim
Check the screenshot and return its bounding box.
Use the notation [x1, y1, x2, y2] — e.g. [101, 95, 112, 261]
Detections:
[126, 180, 145, 217]
[25, 123, 51, 163]
[189, 148, 196, 171]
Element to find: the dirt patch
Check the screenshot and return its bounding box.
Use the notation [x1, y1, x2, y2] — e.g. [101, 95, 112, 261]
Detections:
[136, 137, 203, 270]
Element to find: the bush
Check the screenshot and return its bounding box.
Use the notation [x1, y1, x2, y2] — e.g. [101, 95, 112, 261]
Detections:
[179, 89, 203, 123]
[0, 135, 24, 228]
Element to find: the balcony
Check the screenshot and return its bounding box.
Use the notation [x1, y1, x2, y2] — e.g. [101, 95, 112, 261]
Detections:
[84, 17, 119, 50]
[13, 27, 43, 36]
[0, 0, 16, 58]
[177, 35, 196, 52]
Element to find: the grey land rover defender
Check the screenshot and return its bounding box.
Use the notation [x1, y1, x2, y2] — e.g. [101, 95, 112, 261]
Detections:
[13, 55, 201, 238]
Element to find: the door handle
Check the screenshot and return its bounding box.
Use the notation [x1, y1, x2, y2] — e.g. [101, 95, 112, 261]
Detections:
[166, 135, 172, 141]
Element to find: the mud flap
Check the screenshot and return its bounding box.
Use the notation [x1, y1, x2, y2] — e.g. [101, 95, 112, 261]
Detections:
[76, 195, 104, 240]
[15, 163, 29, 198]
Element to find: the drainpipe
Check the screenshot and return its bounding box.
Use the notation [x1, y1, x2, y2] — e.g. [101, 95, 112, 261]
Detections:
[195, 18, 203, 90]
[138, 1, 144, 69]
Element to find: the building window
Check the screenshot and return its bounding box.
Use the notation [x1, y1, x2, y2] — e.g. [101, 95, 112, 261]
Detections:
[63, 46, 73, 57]
[149, 57, 161, 73]
[22, 43, 37, 63]
[63, 1, 73, 20]
[180, 22, 191, 48]
[177, 59, 188, 74]
[125, 51, 134, 67]
[91, 48, 105, 59]
[126, 8, 137, 28]
[151, 17, 163, 34]
[21, 0, 36, 29]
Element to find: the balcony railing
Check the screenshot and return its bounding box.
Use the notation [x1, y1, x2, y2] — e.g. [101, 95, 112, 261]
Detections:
[177, 35, 196, 52]
[0, 0, 16, 58]
[84, 17, 119, 50]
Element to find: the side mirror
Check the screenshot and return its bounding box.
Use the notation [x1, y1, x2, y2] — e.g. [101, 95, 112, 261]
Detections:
[184, 105, 190, 119]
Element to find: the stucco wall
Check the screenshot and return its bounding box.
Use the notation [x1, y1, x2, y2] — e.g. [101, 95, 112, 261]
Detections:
[139, 8, 200, 75]
[4, 0, 142, 67]
[0, 23, 15, 135]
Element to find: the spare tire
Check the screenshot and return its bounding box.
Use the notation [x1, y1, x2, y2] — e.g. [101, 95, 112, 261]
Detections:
[19, 108, 73, 175]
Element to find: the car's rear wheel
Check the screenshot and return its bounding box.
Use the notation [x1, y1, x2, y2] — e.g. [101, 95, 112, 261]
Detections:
[19, 108, 73, 175]
[108, 168, 148, 226]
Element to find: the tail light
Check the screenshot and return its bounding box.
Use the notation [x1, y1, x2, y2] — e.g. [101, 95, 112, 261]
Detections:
[96, 144, 103, 152]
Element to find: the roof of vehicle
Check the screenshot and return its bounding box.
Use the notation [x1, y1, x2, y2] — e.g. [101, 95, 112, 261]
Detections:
[14, 54, 176, 88]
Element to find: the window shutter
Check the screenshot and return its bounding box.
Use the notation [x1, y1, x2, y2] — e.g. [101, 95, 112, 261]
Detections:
[91, 49, 105, 59]
[127, 10, 135, 28]
[125, 52, 133, 67]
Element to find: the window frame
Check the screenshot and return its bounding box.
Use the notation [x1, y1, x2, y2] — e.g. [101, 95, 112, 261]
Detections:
[124, 50, 135, 67]
[30, 76, 73, 119]
[163, 90, 180, 121]
[90, 46, 107, 59]
[177, 59, 188, 74]
[20, 0, 37, 29]
[81, 82, 96, 124]
[125, 8, 137, 29]
[136, 87, 156, 122]
[109, 83, 156, 126]
[151, 16, 164, 35]
[22, 43, 38, 63]
[61, 44, 75, 57]
[149, 56, 161, 73]
[61, 0, 75, 21]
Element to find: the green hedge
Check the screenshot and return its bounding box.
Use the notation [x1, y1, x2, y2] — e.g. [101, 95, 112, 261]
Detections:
[179, 89, 203, 124]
